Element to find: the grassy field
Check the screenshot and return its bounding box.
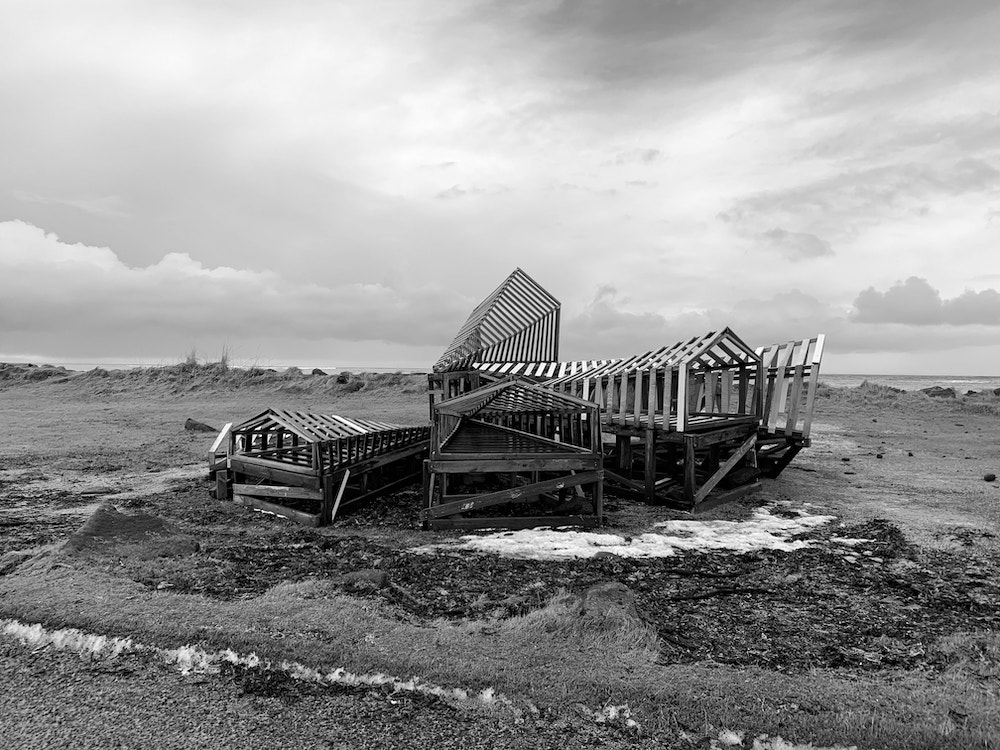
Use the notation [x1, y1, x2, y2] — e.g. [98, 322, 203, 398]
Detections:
[1, 364, 999, 748]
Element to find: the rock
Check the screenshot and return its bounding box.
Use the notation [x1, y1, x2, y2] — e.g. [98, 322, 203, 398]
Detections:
[335, 371, 353, 384]
[578, 582, 639, 623]
[311, 368, 327, 376]
[966, 390, 977, 396]
[985, 474, 997, 483]
[337, 569, 388, 592]
[184, 418, 217, 433]
[919, 386, 956, 398]
[876, 454, 884, 459]
[994, 388, 1000, 396]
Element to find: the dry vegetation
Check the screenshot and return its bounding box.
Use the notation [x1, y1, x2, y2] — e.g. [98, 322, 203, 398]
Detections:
[2, 363, 1000, 748]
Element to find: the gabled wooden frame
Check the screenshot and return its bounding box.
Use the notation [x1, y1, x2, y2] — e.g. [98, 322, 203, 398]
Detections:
[752, 334, 826, 478]
[214, 409, 430, 526]
[423, 379, 604, 530]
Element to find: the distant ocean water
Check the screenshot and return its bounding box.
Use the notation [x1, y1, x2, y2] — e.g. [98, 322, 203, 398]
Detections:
[822, 374, 1000, 392]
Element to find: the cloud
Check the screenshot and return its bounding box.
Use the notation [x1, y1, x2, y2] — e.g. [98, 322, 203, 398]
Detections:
[760, 227, 833, 260]
[12, 190, 128, 218]
[852, 277, 1000, 325]
[721, 159, 1000, 242]
[0, 221, 467, 360]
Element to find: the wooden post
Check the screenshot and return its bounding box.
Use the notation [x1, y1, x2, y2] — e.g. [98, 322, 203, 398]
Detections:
[644, 429, 656, 503]
[616, 435, 631, 473]
[683, 436, 697, 506]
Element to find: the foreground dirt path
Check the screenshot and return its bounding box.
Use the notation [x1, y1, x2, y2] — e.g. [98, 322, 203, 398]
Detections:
[0, 638, 656, 750]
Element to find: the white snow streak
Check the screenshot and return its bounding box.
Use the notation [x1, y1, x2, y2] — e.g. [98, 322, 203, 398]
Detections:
[413, 507, 835, 561]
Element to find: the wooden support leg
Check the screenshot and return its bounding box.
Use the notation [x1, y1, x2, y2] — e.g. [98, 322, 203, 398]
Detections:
[644, 429, 657, 504]
[216, 470, 232, 501]
[760, 443, 802, 478]
[319, 475, 334, 526]
[594, 471, 604, 526]
[616, 435, 632, 473]
[683, 437, 697, 507]
[422, 460, 432, 530]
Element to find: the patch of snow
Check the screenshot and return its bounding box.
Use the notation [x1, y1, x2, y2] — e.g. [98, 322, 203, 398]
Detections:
[412, 506, 835, 561]
[0, 617, 509, 709]
[708, 730, 863, 749]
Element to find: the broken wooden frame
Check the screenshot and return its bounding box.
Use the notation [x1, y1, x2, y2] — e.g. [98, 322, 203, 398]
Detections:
[752, 334, 826, 478]
[545, 328, 764, 510]
[423, 379, 604, 530]
[214, 409, 430, 526]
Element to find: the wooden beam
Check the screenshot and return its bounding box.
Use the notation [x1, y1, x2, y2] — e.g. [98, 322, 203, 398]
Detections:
[232, 484, 322, 501]
[423, 470, 601, 519]
[693, 432, 757, 505]
[233, 494, 321, 527]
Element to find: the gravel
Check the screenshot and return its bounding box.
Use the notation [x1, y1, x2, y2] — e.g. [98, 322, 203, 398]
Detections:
[0, 638, 665, 750]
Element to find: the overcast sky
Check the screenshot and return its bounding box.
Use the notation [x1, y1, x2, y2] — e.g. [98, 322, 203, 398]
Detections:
[2, 0, 999, 374]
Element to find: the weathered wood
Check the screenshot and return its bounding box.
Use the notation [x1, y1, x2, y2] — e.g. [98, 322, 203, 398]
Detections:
[233, 494, 321, 527]
[693, 433, 757, 505]
[232, 483, 322, 501]
[228, 459, 323, 489]
[230, 454, 319, 476]
[424, 471, 601, 519]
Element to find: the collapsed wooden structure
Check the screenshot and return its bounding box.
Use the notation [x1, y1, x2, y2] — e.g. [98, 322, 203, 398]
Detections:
[429, 268, 826, 521]
[213, 409, 429, 526]
[423, 379, 603, 529]
[546, 327, 765, 510]
[754, 335, 825, 478]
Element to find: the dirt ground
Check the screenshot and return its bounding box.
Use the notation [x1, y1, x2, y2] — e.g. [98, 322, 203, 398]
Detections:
[2, 368, 1000, 746]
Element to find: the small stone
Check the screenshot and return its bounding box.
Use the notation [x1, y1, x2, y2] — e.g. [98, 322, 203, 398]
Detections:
[908, 452, 914, 457]
[184, 418, 217, 433]
[985, 474, 997, 483]
[876, 454, 883, 459]
[841, 457, 850, 462]
[311, 368, 327, 376]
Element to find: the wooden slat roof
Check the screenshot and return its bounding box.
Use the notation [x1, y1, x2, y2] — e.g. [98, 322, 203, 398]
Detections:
[434, 268, 560, 372]
[231, 408, 414, 443]
[435, 378, 598, 417]
[544, 327, 760, 385]
[470, 358, 621, 380]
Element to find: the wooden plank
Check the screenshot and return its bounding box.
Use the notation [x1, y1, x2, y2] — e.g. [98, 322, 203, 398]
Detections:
[644, 429, 656, 503]
[229, 459, 322, 489]
[691, 481, 762, 514]
[232, 453, 319, 476]
[784, 364, 806, 435]
[232, 484, 322, 501]
[232, 494, 321, 527]
[693, 433, 757, 505]
[683, 436, 696, 506]
[425, 471, 601, 519]
[676, 363, 688, 432]
[428, 457, 601, 474]
[328, 469, 352, 523]
[209, 423, 233, 456]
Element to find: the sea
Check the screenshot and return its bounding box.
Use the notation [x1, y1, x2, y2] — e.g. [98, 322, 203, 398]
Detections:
[821, 374, 1000, 393]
